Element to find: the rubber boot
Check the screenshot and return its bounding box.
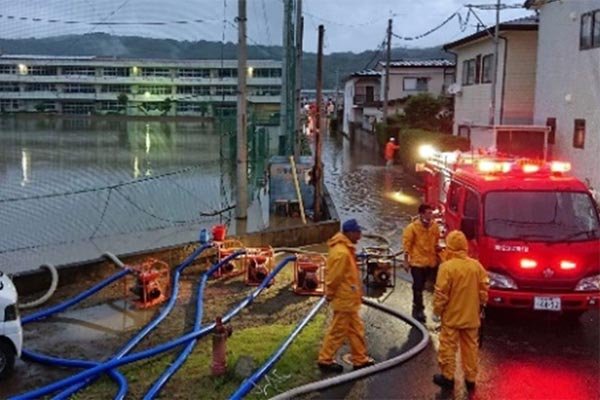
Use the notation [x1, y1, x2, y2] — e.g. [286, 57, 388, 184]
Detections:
[412, 290, 426, 323]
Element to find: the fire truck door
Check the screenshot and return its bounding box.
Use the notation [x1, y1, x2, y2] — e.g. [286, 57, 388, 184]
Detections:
[445, 181, 464, 233]
[462, 189, 480, 259]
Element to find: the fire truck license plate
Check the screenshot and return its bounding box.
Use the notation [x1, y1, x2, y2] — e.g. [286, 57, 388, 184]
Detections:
[534, 296, 561, 311]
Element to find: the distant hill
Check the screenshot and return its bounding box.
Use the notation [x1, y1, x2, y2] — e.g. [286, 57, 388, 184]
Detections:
[0, 33, 452, 89]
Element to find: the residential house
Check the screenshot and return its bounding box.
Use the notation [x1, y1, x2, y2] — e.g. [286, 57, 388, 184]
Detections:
[376, 59, 455, 114]
[525, 0, 600, 191]
[443, 16, 539, 142]
[342, 69, 381, 134]
[342, 59, 455, 134]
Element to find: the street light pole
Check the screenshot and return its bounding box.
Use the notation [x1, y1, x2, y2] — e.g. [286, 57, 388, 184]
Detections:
[490, 0, 501, 126]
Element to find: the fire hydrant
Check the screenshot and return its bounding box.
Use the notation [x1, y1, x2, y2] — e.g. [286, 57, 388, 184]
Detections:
[211, 316, 232, 376]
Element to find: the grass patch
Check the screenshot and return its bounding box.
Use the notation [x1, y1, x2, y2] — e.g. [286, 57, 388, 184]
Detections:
[78, 313, 326, 399]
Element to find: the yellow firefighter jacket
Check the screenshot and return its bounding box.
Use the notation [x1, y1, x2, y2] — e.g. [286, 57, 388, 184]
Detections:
[433, 230, 489, 329]
[402, 218, 440, 267]
[325, 232, 362, 313]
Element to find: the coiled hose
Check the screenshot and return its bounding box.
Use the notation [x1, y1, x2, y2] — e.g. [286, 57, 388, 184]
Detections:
[18, 264, 59, 310]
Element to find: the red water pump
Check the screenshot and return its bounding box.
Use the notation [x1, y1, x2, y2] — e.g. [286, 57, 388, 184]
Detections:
[213, 239, 245, 279]
[362, 247, 397, 288]
[293, 254, 326, 295]
[129, 258, 170, 309]
[244, 247, 274, 286]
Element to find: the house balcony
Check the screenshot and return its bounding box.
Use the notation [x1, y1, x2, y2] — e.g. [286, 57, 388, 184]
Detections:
[353, 94, 381, 107]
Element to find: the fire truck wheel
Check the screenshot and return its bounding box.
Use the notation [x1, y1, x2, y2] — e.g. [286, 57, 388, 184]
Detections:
[0, 340, 15, 380]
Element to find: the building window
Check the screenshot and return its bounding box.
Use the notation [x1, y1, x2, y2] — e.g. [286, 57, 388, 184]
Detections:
[249, 86, 281, 96]
[141, 68, 171, 77]
[218, 68, 237, 78]
[475, 54, 482, 84]
[138, 86, 171, 95]
[546, 117, 556, 144]
[0, 65, 16, 74]
[64, 84, 96, 93]
[403, 77, 428, 91]
[462, 59, 476, 86]
[62, 67, 95, 76]
[581, 10, 600, 50]
[0, 83, 20, 92]
[481, 54, 494, 83]
[177, 68, 210, 78]
[573, 119, 586, 149]
[214, 85, 237, 95]
[253, 68, 282, 78]
[27, 66, 57, 75]
[25, 83, 57, 92]
[103, 67, 130, 77]
[457, 124, 471, 140]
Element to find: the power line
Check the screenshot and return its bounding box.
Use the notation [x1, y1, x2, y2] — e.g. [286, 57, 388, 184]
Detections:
[362, 36, 387, 70]
[392, 9, 471, 41]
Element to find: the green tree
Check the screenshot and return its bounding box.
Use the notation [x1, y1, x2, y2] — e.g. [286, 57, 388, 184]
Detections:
[117, 93, 129, 115]
[160, 97, 172, 115]
[402, 93, 443, 131]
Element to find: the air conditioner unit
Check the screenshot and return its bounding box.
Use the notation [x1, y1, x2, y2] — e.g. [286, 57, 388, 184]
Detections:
[447, 83, 462, 96]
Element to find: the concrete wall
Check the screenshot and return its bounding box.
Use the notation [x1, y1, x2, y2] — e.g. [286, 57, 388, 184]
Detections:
[533, 0, 600, 190]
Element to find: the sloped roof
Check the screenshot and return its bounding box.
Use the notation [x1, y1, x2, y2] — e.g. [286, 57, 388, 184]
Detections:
[380, 59, 455, 68]
[444, 15, 539, 50]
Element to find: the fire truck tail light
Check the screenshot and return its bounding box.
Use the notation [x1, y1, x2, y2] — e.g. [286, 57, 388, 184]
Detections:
[560, 260, 576, 270]
[520, 258, 537, 269]
[521, 164, 540, 173]
[550, 161, 571, 173]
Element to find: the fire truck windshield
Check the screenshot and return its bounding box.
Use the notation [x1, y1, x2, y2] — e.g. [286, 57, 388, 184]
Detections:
[484, 191, 600, 242]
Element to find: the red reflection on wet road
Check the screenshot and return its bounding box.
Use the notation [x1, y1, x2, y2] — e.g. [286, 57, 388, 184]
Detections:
[488, 358, 596, 400]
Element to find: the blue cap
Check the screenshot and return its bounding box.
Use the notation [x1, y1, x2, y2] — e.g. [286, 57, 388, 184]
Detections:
[342, 218, 362, 233]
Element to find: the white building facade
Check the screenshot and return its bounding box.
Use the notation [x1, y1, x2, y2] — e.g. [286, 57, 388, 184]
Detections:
[342, 70, 381, 134]
[444, 17, 539, 137]
[0, 55, 282, 119]
[526, 0, 600, 191]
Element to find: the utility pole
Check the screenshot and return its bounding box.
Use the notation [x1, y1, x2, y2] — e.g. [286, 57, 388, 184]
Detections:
[383, 18, 392, 125]
[490, 0, 501, 126]
[280, 0, 290, 153]
[313, 25, 324, 222]
[294, 1, 303, 161]
[236, 0, 248, 219]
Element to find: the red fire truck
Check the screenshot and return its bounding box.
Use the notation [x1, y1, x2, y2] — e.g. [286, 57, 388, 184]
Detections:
[417, 147, 600, 316]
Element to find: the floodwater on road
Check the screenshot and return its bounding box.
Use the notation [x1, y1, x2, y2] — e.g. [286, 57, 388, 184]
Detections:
[322, 131, 421, 250]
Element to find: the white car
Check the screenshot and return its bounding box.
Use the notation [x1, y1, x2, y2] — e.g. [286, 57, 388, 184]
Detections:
[0, 271, 22, 379]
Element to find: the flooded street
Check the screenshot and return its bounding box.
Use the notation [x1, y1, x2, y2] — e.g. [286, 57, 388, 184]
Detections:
[322, 131, 421, 249]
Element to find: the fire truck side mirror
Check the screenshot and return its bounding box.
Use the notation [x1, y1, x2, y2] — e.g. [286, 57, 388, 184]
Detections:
[461, 217, 478, 241]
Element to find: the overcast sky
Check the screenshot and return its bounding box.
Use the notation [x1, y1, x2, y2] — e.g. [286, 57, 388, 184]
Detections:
[0, 0, 532, 54]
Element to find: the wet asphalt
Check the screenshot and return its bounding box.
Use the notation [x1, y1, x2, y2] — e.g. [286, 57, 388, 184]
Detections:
[314, 131, 600, 400]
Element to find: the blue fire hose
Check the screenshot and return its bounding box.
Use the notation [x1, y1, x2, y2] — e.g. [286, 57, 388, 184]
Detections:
[143, 249, 245, 399]
[12, 255, 297, 400]
[53, 243, 217, 400]
[229, 296, 326, 400]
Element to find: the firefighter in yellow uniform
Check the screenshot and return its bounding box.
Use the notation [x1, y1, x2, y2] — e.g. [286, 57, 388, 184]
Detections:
[317, 219, 375, 372]
[402, 203, 440, 322]
[433, 230, 489, 392]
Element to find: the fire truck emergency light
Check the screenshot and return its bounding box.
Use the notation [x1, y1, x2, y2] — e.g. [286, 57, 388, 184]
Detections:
[550, 161, 571, 173]
[478, 160, 511, 174]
